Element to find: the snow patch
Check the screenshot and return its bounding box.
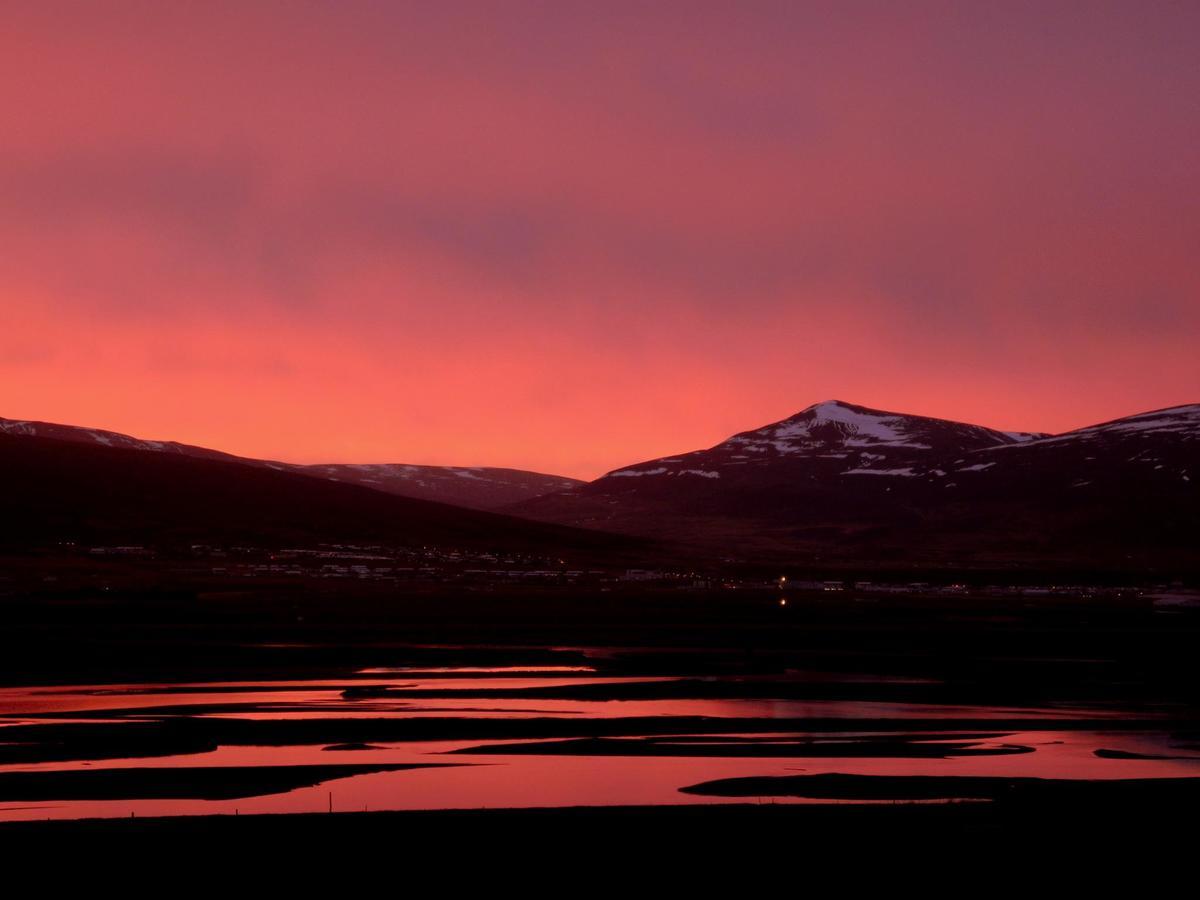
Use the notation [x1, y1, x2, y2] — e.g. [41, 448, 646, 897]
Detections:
[957, 462, 996, 472]
[1019, 404, 1200, 446]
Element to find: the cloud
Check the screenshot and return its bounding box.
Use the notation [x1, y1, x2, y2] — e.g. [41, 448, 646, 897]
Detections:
[1, 2, 1197, 476]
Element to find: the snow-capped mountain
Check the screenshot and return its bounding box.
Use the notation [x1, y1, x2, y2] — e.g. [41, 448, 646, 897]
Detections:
[599, 400, 1045, 484]
[0, 417, 581, 509]
[509, 400, 1199, 571]
[940, 403, 1197, 493]
[4, 400, 1195, 571]
[986, 403, 1200, 449]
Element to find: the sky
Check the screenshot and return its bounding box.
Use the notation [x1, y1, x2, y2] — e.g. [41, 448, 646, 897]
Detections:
[2, 1, 1197, 479]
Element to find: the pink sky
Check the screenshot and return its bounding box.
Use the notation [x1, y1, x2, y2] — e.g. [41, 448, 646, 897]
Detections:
[2, 2, 1197, 478]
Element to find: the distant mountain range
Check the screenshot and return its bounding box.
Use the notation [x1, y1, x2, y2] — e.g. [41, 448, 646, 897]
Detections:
[3, 400, 1196, 573]
[0, 430, 629, 558]
[0, 417, 581, 510]
[507, 400, 1199, 573]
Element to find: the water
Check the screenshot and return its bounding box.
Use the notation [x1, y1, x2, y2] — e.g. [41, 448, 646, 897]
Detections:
[1, 664, 1196, 822]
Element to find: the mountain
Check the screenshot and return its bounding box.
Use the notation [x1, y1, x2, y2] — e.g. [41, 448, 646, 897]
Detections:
[4, 402, 1195, 574]
[295, 464, 580, 509]
[593, 400, 1044, 481]
[0, 417, 581, 509]
[508, 400, 1199, 574]
[0, 430, 632, 558]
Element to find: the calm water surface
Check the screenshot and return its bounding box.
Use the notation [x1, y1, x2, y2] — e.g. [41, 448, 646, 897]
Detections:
[1, 665, 1195, 822]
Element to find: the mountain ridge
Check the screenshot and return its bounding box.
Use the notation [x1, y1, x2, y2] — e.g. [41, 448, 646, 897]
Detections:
[0, 416, 582, 510]
[0, 430, 636, 559]
[598, 400, 1049, 482]
[508, 399, 1199, 572]
[3, 399, 1195, 572]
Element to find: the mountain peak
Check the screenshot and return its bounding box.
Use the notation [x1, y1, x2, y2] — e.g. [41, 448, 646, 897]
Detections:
[768, 400, 918, 448]
[599, 400, 1032, 481]
[800, 399, 867, 418]
[806, 399, 854, 410]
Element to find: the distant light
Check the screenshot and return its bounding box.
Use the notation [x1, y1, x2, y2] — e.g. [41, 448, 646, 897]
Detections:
[779, 598, 787, 607]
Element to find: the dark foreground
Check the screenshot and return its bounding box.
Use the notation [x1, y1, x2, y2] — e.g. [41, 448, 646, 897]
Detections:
[1, 798, 1192, 862]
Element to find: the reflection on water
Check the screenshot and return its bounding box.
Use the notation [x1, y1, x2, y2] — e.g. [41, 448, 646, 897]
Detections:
[357, 666, 597, 674]
[0, 677, 1141, 722]
[1, 663, 1197, 822]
